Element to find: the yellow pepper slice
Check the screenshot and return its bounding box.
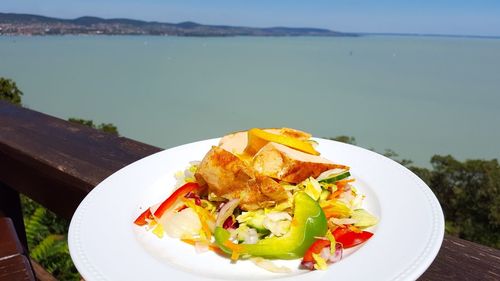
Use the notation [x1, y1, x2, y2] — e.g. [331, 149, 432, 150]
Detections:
[244, 128, 320, 156]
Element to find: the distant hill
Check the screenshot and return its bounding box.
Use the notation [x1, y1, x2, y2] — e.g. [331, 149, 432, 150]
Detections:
[0, 12, 357, 37]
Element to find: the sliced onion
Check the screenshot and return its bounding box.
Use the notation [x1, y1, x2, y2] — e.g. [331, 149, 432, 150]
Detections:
[300, 261, 314, 270]
[215, 199, 240, 227]
[161, 208, 201, 238]
[319, 247, 331, 261]
[185, 192, 201, 205]
[329, 243, 343, 263]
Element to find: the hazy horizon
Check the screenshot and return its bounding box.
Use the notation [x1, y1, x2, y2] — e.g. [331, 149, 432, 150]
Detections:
[2, 0, 500, 37]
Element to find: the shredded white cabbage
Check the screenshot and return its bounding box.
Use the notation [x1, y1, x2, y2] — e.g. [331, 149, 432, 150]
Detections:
[232, 224, 259, 244]
[160, 208, 201, 238]
[251, 258, 292, 273]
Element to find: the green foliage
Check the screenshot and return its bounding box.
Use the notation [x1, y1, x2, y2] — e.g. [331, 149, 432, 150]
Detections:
[22, 196, 80, 280]
[409, 156, 500, 248]
[68, 117, 94, 128]
[30, 234, 74, 278]
[0, 77, 23, 105]
[382, 149, 413, 166]
[30, 234, 65, 261]
[98, 122, 119, 134]
[24, 206, 49, 249]
[328, 135, 357, 145]
[68, 117, 119, 135]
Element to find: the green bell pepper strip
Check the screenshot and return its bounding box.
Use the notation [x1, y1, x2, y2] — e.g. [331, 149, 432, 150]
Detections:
[214, 192, 327, 260]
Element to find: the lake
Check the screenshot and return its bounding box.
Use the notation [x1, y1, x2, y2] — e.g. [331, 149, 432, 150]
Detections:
[1, 35, 499, 167]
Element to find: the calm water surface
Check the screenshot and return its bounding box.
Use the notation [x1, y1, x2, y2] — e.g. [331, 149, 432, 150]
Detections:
[1, 35, 499, 166]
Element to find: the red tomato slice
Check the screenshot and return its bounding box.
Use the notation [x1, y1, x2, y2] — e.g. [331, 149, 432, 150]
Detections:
[334, 228, 373, 248]
[302, 239, 331, 263]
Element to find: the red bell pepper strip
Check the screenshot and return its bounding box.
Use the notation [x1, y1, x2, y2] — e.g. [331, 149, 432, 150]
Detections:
[153, 182, 200, 218]
[133, 209, 153, 226]
[333, 227, 373, 248]
[133, 182, 199, 226]
[332, 227, 351, 240]
[301, 239, 331, 264]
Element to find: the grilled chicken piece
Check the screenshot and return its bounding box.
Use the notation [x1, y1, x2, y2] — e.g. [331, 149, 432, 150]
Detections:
[194, 146, 288, 210]
[219, 128, 311, 155]
[218, 131, 247, 155]
[253, 142, 349, 184]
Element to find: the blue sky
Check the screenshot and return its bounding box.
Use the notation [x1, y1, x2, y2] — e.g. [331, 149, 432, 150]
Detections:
[2, 0, 500, 36]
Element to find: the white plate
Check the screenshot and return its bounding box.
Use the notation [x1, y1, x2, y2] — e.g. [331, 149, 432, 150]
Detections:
[68, 138, 444, 281]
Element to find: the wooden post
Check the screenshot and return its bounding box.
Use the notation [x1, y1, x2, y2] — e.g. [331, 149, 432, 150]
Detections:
[0, 182, 29, 252]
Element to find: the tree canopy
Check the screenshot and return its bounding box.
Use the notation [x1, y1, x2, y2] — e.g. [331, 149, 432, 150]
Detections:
[0, 77, 23, 105]
[410, 156, 500, 248]
[68, 118, 119, 135]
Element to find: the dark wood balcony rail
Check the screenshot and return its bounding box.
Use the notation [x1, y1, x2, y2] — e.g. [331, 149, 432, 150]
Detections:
[0, 100, 499, 280]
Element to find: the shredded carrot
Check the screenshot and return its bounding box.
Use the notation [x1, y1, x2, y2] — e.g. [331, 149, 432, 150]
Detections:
[181, 238, 196, 245]
[321, 199, 352, 219]
[337, 178, 356, 186]
[175, 204, 188, 212]
[182, 198, 214, 240]
[230, 250, 240, 261]
[328, 186, 344, 199]
[222, 241, 243, 261]
[328, 179, 356, 199]
[323, 208, 345, 219]
[223, 241, 243, 252]
[349, 225, 362, 233]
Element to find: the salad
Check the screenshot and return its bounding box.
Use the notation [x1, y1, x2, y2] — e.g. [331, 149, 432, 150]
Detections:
[134, 128, 378, 272]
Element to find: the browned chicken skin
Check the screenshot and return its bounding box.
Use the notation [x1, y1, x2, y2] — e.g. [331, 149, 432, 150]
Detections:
[194, 146, 289, 210]
[196, 128, 348, 209]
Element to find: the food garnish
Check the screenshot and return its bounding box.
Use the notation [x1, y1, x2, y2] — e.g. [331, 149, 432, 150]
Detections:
[134, 128, 377, 272]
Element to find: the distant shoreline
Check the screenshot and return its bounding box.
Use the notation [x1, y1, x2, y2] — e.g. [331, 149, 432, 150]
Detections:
[0, 12, 356, 37]
[1, 12, 498, 39]
[360, 32, 500, 40]
[1, 33, 499, 40]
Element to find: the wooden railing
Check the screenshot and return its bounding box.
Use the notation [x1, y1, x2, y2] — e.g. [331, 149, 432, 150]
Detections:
[0, 100, 498, 280]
